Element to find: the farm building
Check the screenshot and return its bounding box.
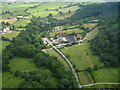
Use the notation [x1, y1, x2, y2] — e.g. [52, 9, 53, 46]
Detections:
[77, 33, 82, 40]
[68, 34, 75, 43]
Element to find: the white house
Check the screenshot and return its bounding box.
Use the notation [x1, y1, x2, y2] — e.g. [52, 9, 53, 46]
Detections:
[61, 37, 67, 42]
[3, 27, 10, 33]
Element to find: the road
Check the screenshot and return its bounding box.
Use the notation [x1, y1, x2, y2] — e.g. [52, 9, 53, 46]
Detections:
[82, 83, 120, 87]
[46, 38, 82, 88]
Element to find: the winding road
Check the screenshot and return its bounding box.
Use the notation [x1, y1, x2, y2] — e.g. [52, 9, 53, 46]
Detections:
[46, 38, 82, 88]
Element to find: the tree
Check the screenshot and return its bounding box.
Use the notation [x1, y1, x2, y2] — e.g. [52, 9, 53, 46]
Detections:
[68, 10, 71, 13]
[14, 70, 20, 77]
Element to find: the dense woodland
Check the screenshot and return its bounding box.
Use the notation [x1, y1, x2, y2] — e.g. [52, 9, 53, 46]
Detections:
[69, 2, 119, 68]
[2, 2, 119, 88]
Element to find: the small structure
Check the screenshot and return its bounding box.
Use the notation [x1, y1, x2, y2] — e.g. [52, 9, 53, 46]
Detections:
[50, 38, 54, 41]
[77, 33, 82, 40]
[17, 16, 24, 19]
[78, 40, 85, 44]
[61, 37, 67, 42]
[3, 27, 10, 33]
[57, 43, 67, 48]
[46, 22, 50, 24]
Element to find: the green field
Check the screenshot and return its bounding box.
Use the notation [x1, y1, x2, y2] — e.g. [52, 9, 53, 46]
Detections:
[93, 68, 119, 83]
[3, 31, 20, 40]
[83, 23, 98, 30]
[2, 40, 11, 50]
[0, 19, 17, 24]
[85, 27, 99, 41]
[9, 57, 39, 72]
[14, 19, 31, 27]
[58, 6, 80, 14]
[47, 49, 70, 71]
[77, 71, 94, 85]
[27, 3, 69, 13]
[61, 43, 103, 71]
[30, 11, 59, 18]
[2, 72, 24, 88]
[3, 57, 57, 88]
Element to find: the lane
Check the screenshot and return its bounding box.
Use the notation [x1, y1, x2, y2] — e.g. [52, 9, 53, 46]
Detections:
[82, 83, 120, 87]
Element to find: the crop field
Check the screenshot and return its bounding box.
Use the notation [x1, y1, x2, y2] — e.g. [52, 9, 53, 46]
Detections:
[47, 49, 70, 71]
[49, 28, 83, 37]
[3, 31, 20, 40]
[14, 19, 31, 27]
[2, 40, 11, 50]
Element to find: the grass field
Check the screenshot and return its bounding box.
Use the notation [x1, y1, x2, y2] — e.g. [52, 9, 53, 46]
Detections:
[3, 57, 58, 88]
[49, 28, 83, 37]
[61, 43, 103, 71]
[14, 19, 31, 27]
[27, 3, 69, 13]
[0, 19, 17, 24]
[3, 31, 20, 40]
[2, 40, 11, 50]
[77, 71, 94, 85]
[9, 57, 40, 72]
[58, 6, 80, 14]
[83, 23, 98, 30]
[30, 11, 59, 18]
[85, 27, 99, 41]
[47, 49, 70, 71]
[2, 72, 24, 88]
[93, 68, 119, 83]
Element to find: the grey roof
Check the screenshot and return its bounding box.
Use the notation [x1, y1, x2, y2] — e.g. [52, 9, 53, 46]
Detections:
[68, 35, 75, 43]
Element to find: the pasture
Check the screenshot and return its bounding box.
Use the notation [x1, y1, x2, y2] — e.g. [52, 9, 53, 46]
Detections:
[61, 43, 103, 71]
[9, 57, 39, 72]
[85, 27, 99, 41]
[46, 49, 70, 71]
[2, 72, 24, 88]
[93, 68, 119, 83]
[3, 31, 20, 40]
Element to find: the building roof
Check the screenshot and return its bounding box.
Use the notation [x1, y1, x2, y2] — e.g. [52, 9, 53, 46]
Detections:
[68, 35, 75, 43]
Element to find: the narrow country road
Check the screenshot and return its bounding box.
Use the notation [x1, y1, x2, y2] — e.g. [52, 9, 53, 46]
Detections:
[82, 83, 120, 87]
[46, 38, 82, 88]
